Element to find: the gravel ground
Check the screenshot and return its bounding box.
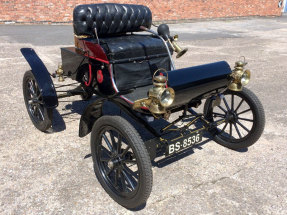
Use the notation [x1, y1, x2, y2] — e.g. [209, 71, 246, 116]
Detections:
[0, 17, 287, 214]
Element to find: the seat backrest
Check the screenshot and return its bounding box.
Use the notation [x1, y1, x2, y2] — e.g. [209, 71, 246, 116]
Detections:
[73, 3, 152, 37]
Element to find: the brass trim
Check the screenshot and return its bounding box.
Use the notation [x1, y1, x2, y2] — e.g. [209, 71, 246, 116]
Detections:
[133, 70, 175, 115]
[73, 34, 91, 39]
[169, 127, 206, 142]
[168, 37, 188, 58]
[56, 64, 64, 82]
[228, 59, 251, 91]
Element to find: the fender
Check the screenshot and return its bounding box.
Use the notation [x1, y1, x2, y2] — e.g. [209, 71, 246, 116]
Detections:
[79, 97, 161, 138]
[79, 97, 158, 160]
[21, 48, 58, 108]
[79, 98, 105, 137]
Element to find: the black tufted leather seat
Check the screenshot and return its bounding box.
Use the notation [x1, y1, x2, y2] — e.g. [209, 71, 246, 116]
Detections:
[73, 3, 172, 62]
[73, 3, 152, 37]
[73, 3, 171, 91]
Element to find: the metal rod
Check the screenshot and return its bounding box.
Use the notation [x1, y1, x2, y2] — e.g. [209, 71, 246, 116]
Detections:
[54, 83, 79, 89]
[161, 115, 184, 132]
[57, 93, 74, 99]
[187, 108, 199, 116]
[57, 91, 83, 98]
[184, 116, 201, 128]
[158, 36, 176, 71]
[140, 27, 175, 70]
[56, 90, 83, 93]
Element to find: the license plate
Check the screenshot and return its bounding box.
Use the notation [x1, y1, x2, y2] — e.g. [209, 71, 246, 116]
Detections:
[166, 132, 202, 156]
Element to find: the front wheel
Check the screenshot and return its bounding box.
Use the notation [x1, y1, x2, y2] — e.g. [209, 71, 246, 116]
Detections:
[204, 88, 265, 150]
[23, 70, 53, 132]
[90, 116, 153, 209]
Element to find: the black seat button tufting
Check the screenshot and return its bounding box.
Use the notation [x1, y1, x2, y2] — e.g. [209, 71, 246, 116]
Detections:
[73, 3, 152, 37]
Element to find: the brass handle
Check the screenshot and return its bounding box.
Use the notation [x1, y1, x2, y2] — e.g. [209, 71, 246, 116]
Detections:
[152, 68, 168, 83]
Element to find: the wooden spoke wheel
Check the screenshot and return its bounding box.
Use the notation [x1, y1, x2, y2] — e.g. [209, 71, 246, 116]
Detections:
[23, 70, 53, 132]
[90, 116, 152, 209]
[204, 88, 265, 150]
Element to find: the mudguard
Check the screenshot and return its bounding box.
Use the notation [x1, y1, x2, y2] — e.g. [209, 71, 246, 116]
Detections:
[79, 98, 105, 137]
[21, 48, 58, 108]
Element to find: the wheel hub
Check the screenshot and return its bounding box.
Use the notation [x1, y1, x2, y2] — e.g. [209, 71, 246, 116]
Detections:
[28, 98, 40, 105]
[226, 111, 238, 123]
[108, 157, 121, 169]
[107, 160, 114, 169]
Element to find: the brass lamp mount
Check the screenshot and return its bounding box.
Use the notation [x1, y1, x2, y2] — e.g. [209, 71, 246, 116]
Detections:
[55, 64, 65, 82]
[228, 56, 251, 91]
[133, 69, 175, 117]
[152, 68, 168, 85]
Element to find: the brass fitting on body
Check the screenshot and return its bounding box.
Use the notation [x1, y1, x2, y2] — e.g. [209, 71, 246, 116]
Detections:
[56, 64, 65, 82]
[168, 35, 188, 58]
[228, 59, 251, 91]
[133, 70, 175, 116]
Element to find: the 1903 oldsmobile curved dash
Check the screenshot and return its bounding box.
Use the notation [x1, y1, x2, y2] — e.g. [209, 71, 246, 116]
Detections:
[21, 3, 265, 209]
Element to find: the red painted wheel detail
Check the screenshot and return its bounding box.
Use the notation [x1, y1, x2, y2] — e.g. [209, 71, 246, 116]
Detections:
[97, 70, 104, 83]
[84, 64, 93, 86]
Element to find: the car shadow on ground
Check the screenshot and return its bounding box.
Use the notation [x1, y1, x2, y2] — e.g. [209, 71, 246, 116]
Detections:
[52, 108, 66, 132]
[51, 96, 97, 132]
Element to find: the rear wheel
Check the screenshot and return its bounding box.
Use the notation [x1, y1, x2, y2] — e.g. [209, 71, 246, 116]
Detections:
[91, 116, 153, 209]
[23, 70, 53, 132]
[204, 88, 265, 150]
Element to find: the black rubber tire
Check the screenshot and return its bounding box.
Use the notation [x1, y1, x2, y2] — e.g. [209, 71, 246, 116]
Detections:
[90, 115, 153, 209]
[23, 70, 53, 132]
[204, 88, 265, 150]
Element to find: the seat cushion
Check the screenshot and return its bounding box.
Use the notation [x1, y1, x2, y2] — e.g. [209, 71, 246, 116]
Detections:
[101, 35, 172, 63]
[84, 34, 172, 63]
[73, 4, 152, 37]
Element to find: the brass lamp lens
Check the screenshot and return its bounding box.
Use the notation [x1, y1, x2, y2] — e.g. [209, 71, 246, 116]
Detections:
[160, 88, 175, 107]
[241, 70, 250, 86]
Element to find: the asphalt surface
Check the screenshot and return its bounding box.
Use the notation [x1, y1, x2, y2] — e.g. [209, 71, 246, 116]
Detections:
[0, 16, 287, 214]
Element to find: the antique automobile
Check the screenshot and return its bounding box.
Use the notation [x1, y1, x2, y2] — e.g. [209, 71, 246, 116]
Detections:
[21, 3, 265, 209]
